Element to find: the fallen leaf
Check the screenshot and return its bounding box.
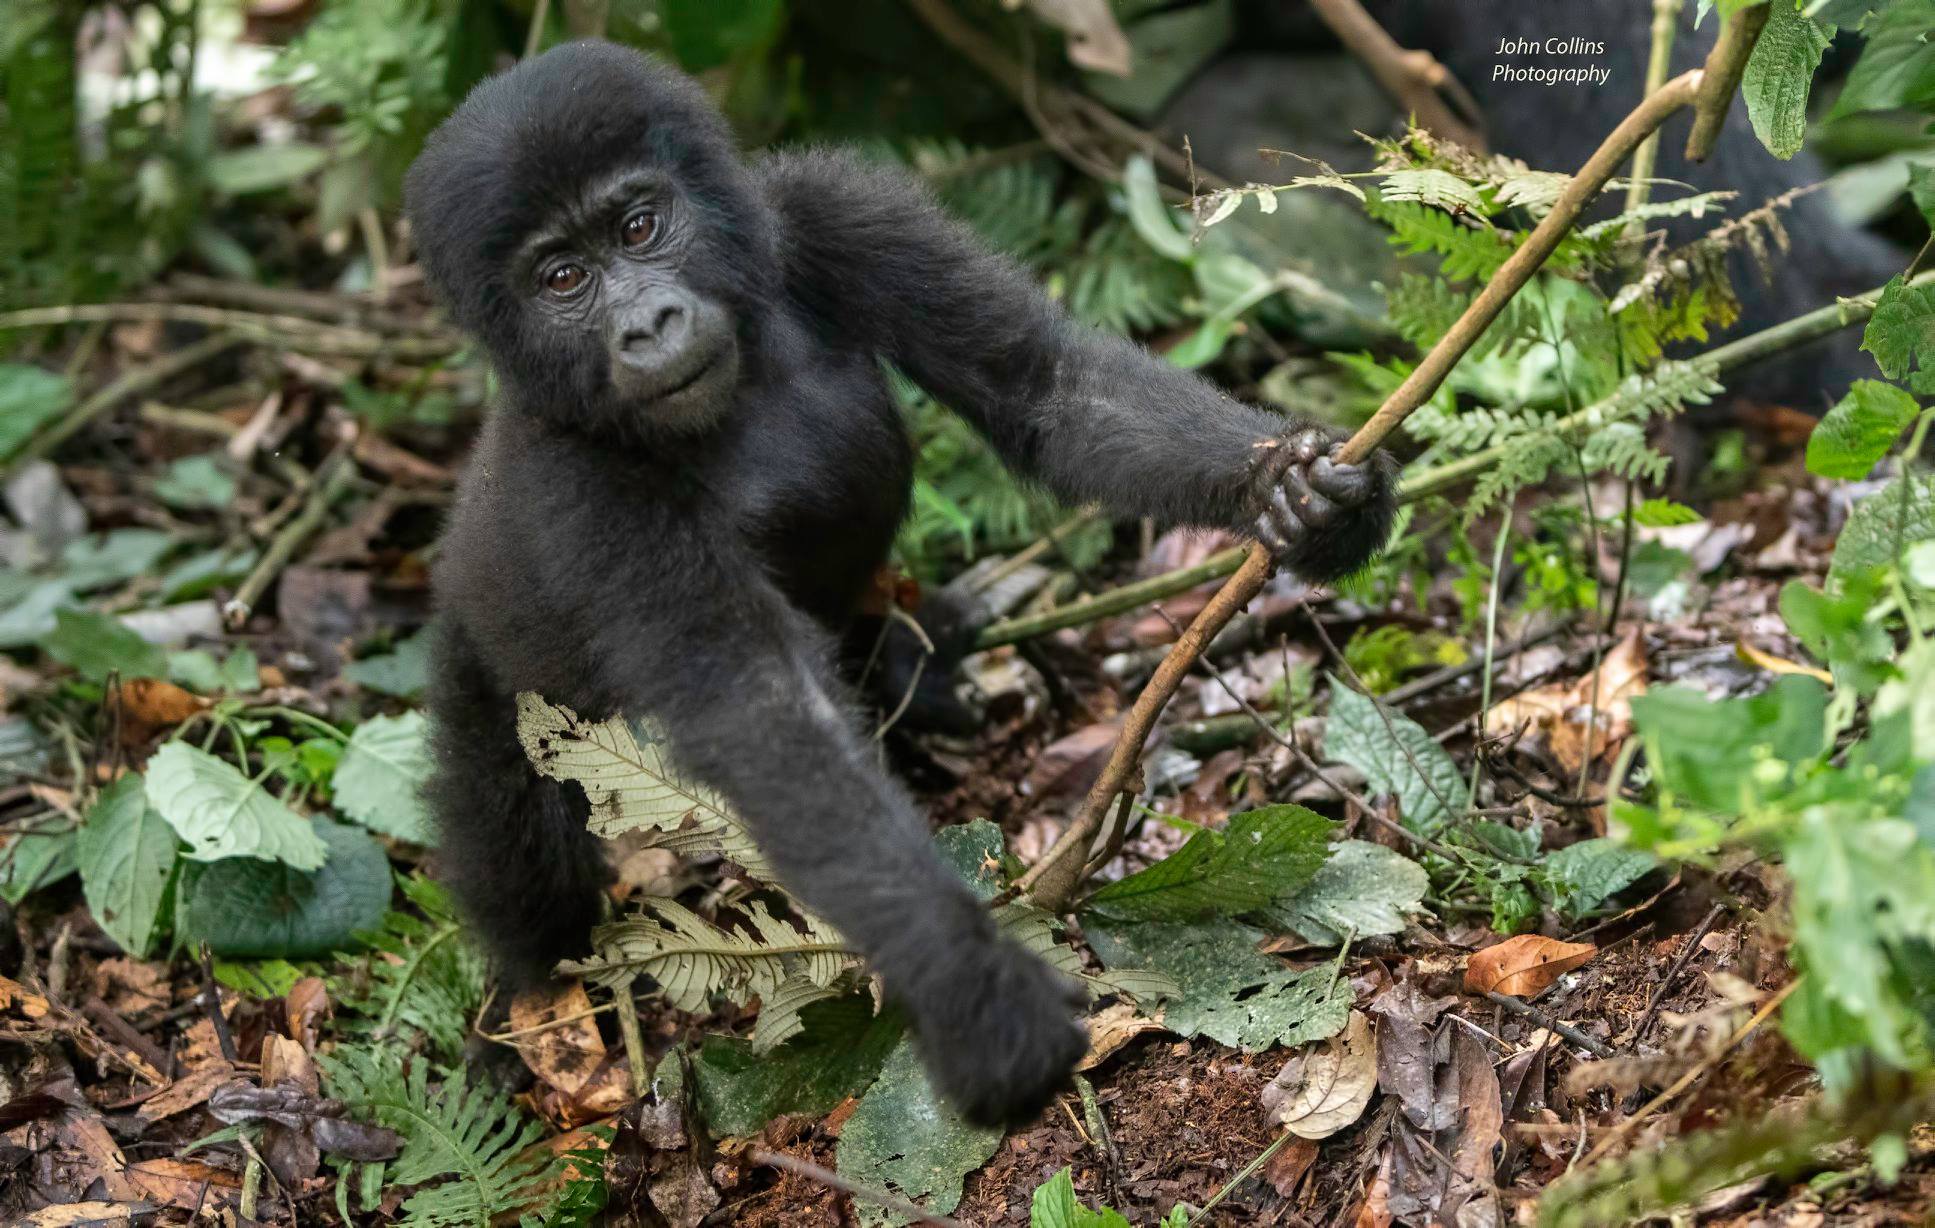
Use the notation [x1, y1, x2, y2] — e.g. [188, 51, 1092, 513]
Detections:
[1263, 1135, 1319, 1197]
[1484, 630, 1647, 774]
[91, 958, 168, 1016]
[209, 1081, 401, 1162]
[1736, 639, 1832, 683]
[511, 980, 633, 1119]
[123, 1157, 242, 1211]
[1023, 0, 1133, 75]
[1352, 1156, 1393, 1228]
[136, 1059, 236, 1125]
[284, 976, 330, 1048]
[0, 974, 52, 1020]
[1464, 936, 1597, 997]
[114, 678, 206, 742]
[1260, 1011, 1378, 1139]
[1075, 1001, 1163, 1072]
[23, 1203, 142, 1227]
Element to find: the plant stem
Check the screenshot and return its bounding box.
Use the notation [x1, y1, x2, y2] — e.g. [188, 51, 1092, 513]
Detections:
[1625, 0, 1687, 221]
[1470, 511, 1514, 812]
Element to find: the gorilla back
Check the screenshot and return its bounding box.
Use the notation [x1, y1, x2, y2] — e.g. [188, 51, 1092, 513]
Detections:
[406, 41, 1396, 1125]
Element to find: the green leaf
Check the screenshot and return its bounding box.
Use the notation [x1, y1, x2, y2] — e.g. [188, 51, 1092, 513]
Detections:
[1861, 275, 1935, 390]
[333, 712, 434, 844]
[0, 580, 76, 649]
[1632, 498, 1704, 528]
[42, 608, 167, 681]
[835, 1036, 1003, 1226]
[59, 530, 174, 591]
[1083, 804, 1333, 922]
[934, 818, 1007, 902]
[1084, 918, 1351, 1050]
[1545, 839, 1656, 921]
[1, 826, 77, 905]
[152, 454, 236, 510]
[205, 142, 330, 194]
[0, 364, 72, 460]
[1780, 573, 1895, 689]
[168, 647, 259, 694]
[1831, 473, 1935, 583]
[1911, 159, 1935, 230]
[76, 774, 179, 957]
[1322, 679, 1467, 834]
[1030, 1168, 1132, 1228]
[1261, 840, 1428, 945]
[1743, 0, 1834, 159]
[1629, 678, 1830, 815]
[344, 627, 431, 697]
[1806, 381, 1921, 478]
[691, 997, 903, 1137]
[1122, 154, 1192, 261]
[1828, 0, 1935, 118]
[177, 817, 390, 957]
[145, 741, 328, 869]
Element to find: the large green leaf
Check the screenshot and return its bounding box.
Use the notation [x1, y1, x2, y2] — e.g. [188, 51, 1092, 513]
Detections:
[1828, 0, 1935, 119]
[177, 817, 390, 957]
[1085, 918, 1350, 1051]
[691, 997, 903, 1137]
[835, 1036, 1003, 1227]
[145, 741, 328, 869]
[205, 142, 330, 195]
[1805, 380, 1920, 479]
[332, 712, 434, 844]
[1544, 838, 1656, 921]
[1861, 275, 1935, 392]
[1029, 1168, 1131, 1228]
[1322, 679, 1467, 834]
[1083, 804, 1333, 921]
[1261, 840, 1427, 945]
[41, 608, 167, 681]
[76, 774, 179, 957]
[1743, 0, 1834, 159]
[1629, 678, 1830, 814]
[0, 364, 72, 460]
[0, 825, 77, 905]
[1831, 473, 1935, 583]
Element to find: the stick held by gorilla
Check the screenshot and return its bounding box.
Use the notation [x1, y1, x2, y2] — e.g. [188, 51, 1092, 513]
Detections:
[405, 41, 1395, 1126]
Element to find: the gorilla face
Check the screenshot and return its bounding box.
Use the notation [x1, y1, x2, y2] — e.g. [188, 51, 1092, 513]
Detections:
[515, 166, 743, 433]
[405, 42, 778, 439]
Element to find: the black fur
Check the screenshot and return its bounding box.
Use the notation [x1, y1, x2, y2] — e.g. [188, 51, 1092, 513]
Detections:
[405, 41, 1394, 1125]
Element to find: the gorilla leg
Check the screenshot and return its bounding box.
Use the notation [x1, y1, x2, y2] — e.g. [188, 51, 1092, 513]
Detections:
[424, 622, 608, 985]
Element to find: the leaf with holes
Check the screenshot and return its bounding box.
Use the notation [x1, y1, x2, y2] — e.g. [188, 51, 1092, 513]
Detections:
[836, 1037, 1002, 1226]
[1083, 804, 1334, 922]
[562, 898, 847, 1017]
[1323, 680, 1467, 834]
[1263, 841, 1427, 946]
[1261, 1011, 1377, 1139]
[145, 742, 327, 869]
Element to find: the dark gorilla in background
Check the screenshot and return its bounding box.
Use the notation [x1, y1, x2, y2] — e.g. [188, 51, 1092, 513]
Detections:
[404, 42, 1396, 1125]
[1181, 0, 1905, 405]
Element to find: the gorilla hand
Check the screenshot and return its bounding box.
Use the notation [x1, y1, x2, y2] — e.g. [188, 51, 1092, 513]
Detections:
[1242, 425, 1398, 583]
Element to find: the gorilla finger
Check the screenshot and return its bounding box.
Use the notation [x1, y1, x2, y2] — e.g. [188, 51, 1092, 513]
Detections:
[1282, 467, 1340, 528]
[1285, 427, 1326, 465]
[1308, 455, 1374, 505]
[1255, 511, 1295, 557]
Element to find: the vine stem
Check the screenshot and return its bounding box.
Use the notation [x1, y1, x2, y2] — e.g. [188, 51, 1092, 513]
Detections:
[1020, 9, 1770, 912]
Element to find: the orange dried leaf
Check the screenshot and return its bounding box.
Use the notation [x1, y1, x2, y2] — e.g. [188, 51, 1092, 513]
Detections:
[1464, 935, 1596, 997]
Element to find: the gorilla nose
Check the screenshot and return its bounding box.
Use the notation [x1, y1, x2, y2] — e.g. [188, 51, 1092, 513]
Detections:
[616, 293, 691, 360]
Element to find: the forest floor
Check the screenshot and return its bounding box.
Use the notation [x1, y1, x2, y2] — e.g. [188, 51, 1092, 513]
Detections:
[3, 312, 1932, 1228]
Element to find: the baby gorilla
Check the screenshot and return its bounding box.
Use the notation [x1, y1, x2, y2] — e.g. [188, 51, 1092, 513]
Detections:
[406, 41, 1395, 1125]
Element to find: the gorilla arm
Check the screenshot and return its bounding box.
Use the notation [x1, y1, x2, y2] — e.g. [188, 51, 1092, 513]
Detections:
[761, 149, 1396, 583]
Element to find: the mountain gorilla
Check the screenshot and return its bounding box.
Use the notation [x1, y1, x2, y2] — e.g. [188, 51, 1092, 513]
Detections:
[405, 41, 1395, 1124]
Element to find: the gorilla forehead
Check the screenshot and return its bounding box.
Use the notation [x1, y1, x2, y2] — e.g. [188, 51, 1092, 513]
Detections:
[405, 42, 770, 310]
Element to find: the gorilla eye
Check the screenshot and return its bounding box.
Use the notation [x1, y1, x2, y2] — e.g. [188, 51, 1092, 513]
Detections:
[543, 262, 588, 296]
[620, 210, 658, 248]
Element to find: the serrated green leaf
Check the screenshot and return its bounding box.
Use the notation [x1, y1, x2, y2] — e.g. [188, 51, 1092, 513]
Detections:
[1630, 678, 1830, 814]
[42, 607, 168, 681]
[1545, 838, 1656, 921]
[177, 817, 390, 957]
[0, 364, 72, 460]
[836, 1036, 1003, 1226]
[1744, 0, 1834, 158]
[1831, 473, 1935, 583]
[1030, 1168, 1131, 1228]
[1806, 381, 1921, 478]
[333, 712, 434, 844]
[1780, 573, 1896, 689]
[692, 996, 903, 1137]
[145, 741, 328, 869]
[1262, 840, 1427, 945]
[1910, 159, 1935, 229]
[1633, 498, 1704, 528]
[1322, 679, 1467, 834]
[1085, 918, 1350, 1051]
[344, 627, 431, 697]
[76, 774, 179, 957]
[1862, 276, 1935, 387]
[1083, 804, 1333, 921]
[1828, 0, 1935, 119]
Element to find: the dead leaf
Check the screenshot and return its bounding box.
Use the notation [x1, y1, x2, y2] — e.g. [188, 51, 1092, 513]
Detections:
[1263, 1135, 1319, 1197]
[1484, 630, 1647, 774]
[123, 1157, 242, 1211]
[1076, 1001, 1163, 1072]
[512, 981, 633, 1120]
[1352, 1156, 1393, 1228]
[91, 958, 169, 1016]
[1736, 640, 1832, 683]
[1464, 936, 1596, 997]
[1448, 1028, 1502, 1187]
[209, 1081, 401, 1162]
[0, 974, 52, 1020]
[135, 1059, 235, 1125]
[1019, 0, 1132, 75]
[114, 678, 206, 742]
[284, 976, 330, 1048]
[22, 1203, 142, 1227]
[1261, 1012, 1378, 1139]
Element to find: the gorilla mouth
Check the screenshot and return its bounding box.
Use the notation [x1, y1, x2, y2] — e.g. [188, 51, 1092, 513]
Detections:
[654, 352, 721, 400]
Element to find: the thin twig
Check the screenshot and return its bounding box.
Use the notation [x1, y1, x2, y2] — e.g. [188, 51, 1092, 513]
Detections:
[223, 445, 356, 630]
[197, 943, 239, 1064]
[1625, 0, 1687, 221]
[0, 303, 457, 359]
[744, 1147, 967, 1227]
[1305, 0, 1486, 151]
[1482, 990, 1616, 1059]
[1633, 901, 1727, 1041]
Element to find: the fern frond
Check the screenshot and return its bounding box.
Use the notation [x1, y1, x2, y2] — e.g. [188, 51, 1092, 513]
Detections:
[1061, 216, 1192, 333]
[322, 1047, 557, 1228]
[1367, 199, 1514, 282]
[562, 898, 851, 1013]
[333, 876, 485, 1063]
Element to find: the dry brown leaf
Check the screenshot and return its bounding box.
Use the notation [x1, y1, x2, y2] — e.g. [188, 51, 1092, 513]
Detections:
[1075, 1001, 1164, 1072]
[1352, 1155, 1394, 1228]
[91, 958, 169, 1016]
[1020, 0, 1133, 76]
[1736, 640, 1832, 683]
[285, 975, 330, 1049]
[1484, 630, 1647, 774]
[22, 1203, 138, 1227]
[512, 981, 633, 1119]
[135, 1059, 235, 1125]
[124, 1157, 242, 1211]
[0, 974, 52, 1020]
[1260, 1012, 1378, 1140]
[1263, 1135, 1319, 1197]
[1464, 935, 1596, 997]
[114, 678, 206, 740]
